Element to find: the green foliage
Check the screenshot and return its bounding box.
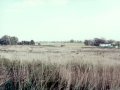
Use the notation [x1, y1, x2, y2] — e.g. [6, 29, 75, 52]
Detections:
[30, 40, 35, 45]
[70, 39, 74, 43]
[10, 37, 18, 45]
[0, 35, 18, 45]
[84, 40, 94, 46]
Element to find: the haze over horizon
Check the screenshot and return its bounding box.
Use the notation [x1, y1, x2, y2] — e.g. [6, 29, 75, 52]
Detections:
[0, 0, 120, 41]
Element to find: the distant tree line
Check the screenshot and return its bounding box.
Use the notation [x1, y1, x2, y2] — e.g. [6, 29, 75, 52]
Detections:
[84, 38, 120, 46]
[0, 35, 35, 45]
[17, 40, 35, 45]
[69, 39, 82, 43]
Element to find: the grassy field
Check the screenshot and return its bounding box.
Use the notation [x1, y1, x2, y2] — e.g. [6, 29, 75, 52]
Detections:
[0, 43, 120, 90]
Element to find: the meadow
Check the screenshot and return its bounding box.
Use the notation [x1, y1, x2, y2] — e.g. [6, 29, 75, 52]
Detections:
[0, 43, 120, 90]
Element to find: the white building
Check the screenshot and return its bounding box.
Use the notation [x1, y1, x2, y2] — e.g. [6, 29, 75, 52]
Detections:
[99, 44, 113, 48]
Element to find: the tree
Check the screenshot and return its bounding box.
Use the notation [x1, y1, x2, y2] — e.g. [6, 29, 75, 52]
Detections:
[30, 40, 35, 45]
[0, 35, 18, 45]
[38, 43, 41, 46]
[107, 40, 115, 44]
[10, 36, 18, 45]
[84, 40, 94, 46]
[1, 35, 11, 45]
[116, 41, 120, 47]
[0, 39, 9, 45]
[93, 38, 106, 46]
[84, 40, 89, 46]
[70, 39, 74, 43]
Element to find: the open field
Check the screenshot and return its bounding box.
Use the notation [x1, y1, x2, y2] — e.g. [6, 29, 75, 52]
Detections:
[0, 43, 120, 90]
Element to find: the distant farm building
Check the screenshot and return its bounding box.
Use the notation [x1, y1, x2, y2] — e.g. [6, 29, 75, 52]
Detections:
[99, 43, 119, 48]
[99, 44, 112, 47]
[99, 44, 113, 48]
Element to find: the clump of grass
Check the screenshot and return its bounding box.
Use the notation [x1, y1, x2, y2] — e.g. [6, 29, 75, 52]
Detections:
[0, 58, 120, 90]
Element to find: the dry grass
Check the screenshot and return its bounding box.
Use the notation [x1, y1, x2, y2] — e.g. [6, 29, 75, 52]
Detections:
[0, 45, 120, 90]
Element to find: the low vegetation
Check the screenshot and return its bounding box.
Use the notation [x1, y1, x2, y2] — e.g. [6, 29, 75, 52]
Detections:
[0, 42, 120, 90]
[0, 57, 120, 90]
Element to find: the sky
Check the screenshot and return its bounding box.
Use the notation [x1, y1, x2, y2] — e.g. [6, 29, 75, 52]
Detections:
[0, 0, 120, 41]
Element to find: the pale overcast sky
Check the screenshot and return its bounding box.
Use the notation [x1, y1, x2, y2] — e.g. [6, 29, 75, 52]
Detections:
[0, 0, 120, 41]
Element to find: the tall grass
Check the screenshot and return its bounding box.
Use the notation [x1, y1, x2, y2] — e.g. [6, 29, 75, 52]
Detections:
[0, 58, 120, 90]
